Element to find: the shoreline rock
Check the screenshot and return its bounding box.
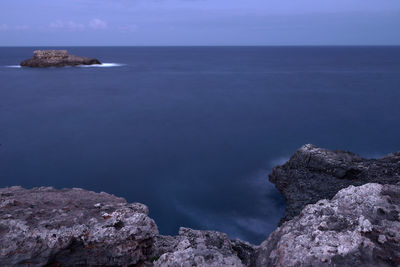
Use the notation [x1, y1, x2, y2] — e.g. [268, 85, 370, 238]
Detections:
[20, 50, 101, 67]
[269, 144, 400, 224]
[0, 186, 157, 266]
[1, 145, 399, 266]
[255, 183, 400, 266]
[0, 186, 255, 266]
[153, 228, 257, 267]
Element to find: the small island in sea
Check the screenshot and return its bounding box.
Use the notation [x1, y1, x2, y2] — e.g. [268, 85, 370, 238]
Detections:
[20, 50, 101, 67]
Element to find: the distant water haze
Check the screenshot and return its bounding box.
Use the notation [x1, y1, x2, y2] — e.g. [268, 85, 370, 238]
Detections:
[1, 47, 400, 243]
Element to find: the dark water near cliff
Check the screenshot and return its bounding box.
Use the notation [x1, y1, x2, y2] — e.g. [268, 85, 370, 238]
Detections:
[1, 46, 400, 244]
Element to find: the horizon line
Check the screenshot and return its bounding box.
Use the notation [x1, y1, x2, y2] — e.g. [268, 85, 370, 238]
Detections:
[1, 45, 400, 48]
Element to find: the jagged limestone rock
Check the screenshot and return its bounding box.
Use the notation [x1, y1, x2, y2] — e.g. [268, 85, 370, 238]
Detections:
[153, 228, 257, 267]
[1, 145, 399, 266]
[0, 186, 256, 266]
[255, 183, 400, 266]
[269, 144, 400, 223]
[0, 186, 158, 266]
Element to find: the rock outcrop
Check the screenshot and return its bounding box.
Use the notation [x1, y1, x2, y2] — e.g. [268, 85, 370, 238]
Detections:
[270, 144, 400, 223]
[0, 186, 255, 266]
[20, 50, 101, 67]
[255, 183, 400, 266]
[1, 145, 399, 266]
[0, 186, 158, 266]
[152, 228, 257, 267]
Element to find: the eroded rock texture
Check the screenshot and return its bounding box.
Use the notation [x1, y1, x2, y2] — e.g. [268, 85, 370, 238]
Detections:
[270, 144, 400, 223]
[152, 228, 257, 267]
[255, 183, 400, 267]
[20, 50, 101, 67]
[0, 186, 256, 267]
[0, 186, 158, 266]
[1, 145, 399, 266]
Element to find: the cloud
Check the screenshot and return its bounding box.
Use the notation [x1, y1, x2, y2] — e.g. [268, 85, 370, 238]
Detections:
[49, 20, 85, 31]
[119, 24, 138, 32]
[0, 24, 8, 31]
[15, 25, 30, 30]
[47, 19, 108, 31]
[89, 18, 108, 29]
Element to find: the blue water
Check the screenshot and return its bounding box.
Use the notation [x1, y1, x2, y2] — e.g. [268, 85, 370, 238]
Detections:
[1, 46, 400, 244]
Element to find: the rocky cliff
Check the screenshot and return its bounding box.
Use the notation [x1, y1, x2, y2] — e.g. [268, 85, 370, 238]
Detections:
[0, 187, 157, 266]
[1, 145, 399, 266]
[270, 144, 400, 224]
[20, 50, 101, 67]
[0, 186, 255, 266]
[255, 183, 400, 266]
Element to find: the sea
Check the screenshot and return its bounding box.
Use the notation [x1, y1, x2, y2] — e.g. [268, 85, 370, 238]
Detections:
[1, 46, 399, 244]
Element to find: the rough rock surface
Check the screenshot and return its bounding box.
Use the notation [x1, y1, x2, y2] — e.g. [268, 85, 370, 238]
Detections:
[1, 145, 400, 266]
[0, 186, 256, 266]
[255, 183, 400, 266]
[20, 50, 101, 67]
[0, 186, 158, 266]
[152, 228, 257, 267]
[270, 144, 400, 223]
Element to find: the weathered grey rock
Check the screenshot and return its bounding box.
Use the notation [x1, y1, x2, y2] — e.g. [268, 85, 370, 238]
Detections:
[152, 227, 257, 267]
[0, 186, 256, 267]
[20, 50, 101, 67]
[0, 186, 158, 266]
[230, 239, 258, 266]
[270, 144, 400, 223]
[255, 183, 400, 267]
[1, 145, 399, 266]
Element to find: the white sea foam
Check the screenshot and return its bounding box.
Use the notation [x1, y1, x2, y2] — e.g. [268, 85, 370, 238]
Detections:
[4, 63, 124, 68]
[78, 63, 125, 68]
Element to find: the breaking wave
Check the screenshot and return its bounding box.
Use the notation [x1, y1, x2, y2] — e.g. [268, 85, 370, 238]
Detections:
[3, 63, 125, 68]
[78, 63, 126, 68]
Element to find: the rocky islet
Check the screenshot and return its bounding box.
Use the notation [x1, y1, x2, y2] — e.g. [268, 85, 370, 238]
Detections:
[20, 50, 101, 67]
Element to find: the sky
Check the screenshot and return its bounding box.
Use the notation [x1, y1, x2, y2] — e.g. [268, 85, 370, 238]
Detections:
[0, 0, 400, 46]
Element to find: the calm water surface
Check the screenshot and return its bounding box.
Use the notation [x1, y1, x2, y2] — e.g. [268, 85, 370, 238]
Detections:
[1, 46, 400, 243]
